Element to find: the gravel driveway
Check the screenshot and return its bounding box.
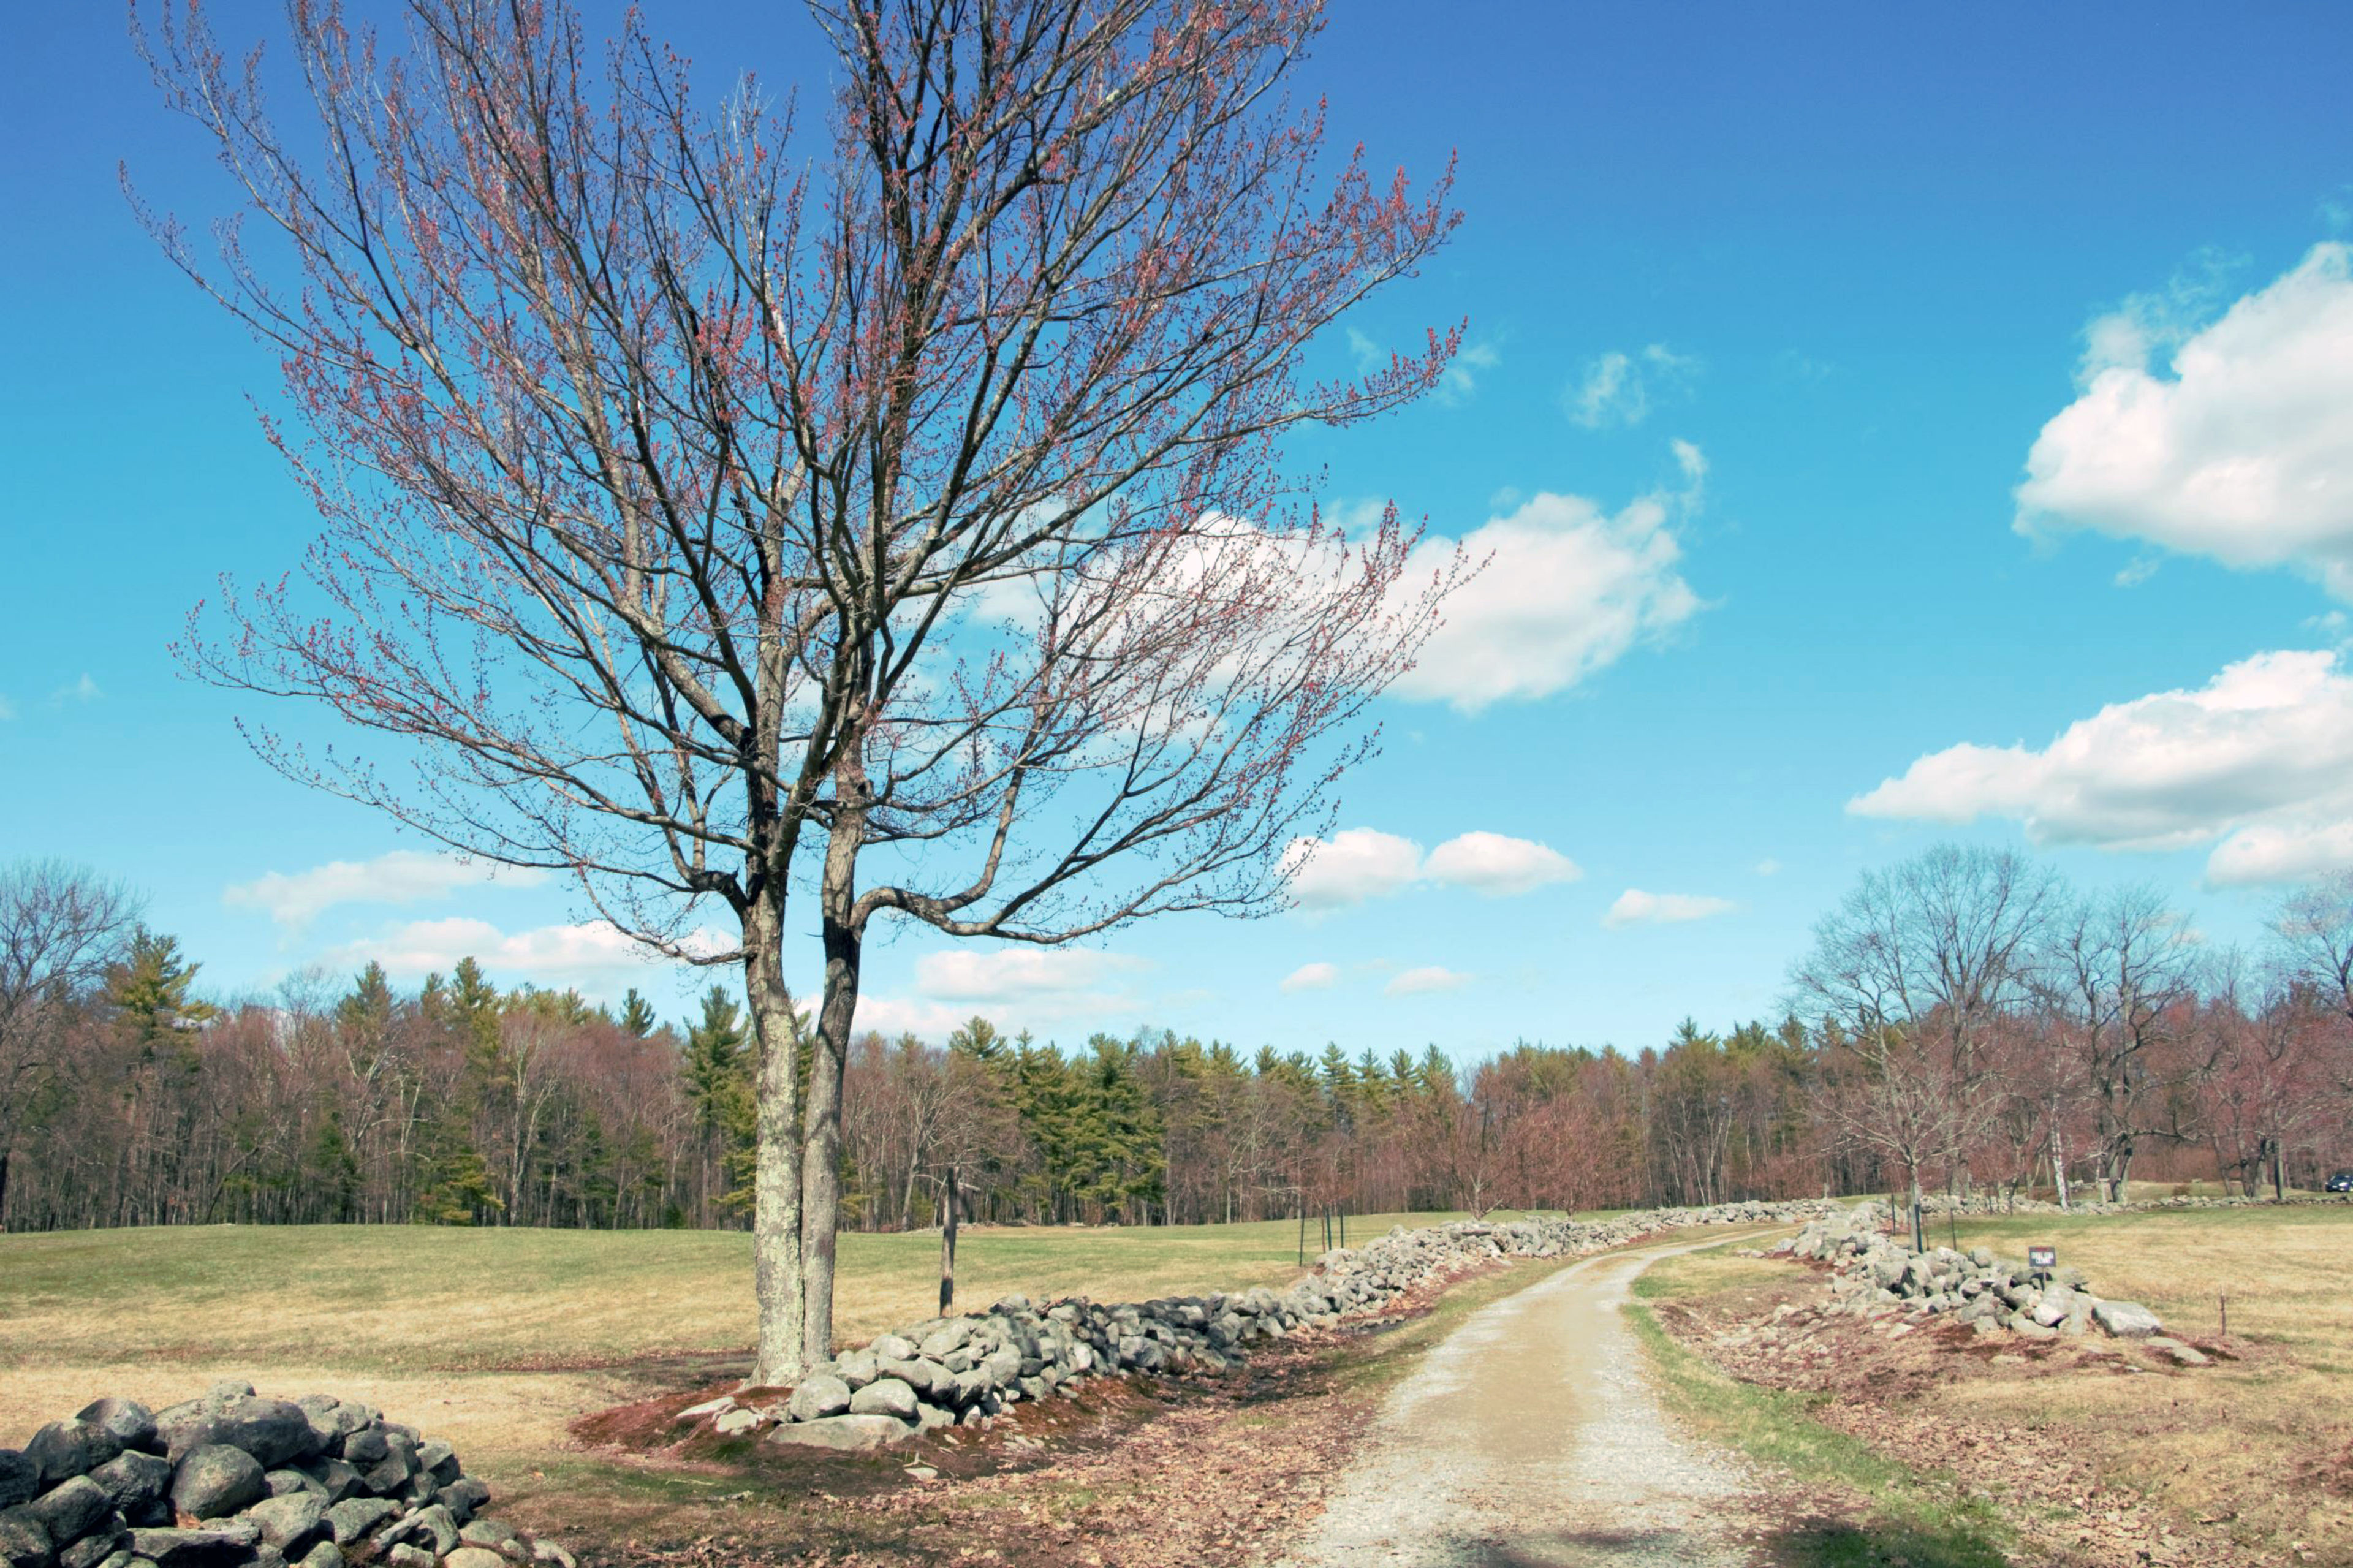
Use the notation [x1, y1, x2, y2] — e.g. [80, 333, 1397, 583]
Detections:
[1275, 1235, 1770, 1567]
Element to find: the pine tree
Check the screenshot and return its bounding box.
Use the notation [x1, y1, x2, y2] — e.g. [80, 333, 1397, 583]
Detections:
[680, 985, 755, 1223]
[618, 988, 658, 1039]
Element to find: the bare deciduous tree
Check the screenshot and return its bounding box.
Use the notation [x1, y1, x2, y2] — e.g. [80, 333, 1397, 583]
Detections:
[2038, 883, 2199, 1200]
[138, 0, 1461, 1377]
[1793, 844, 2059, 1227]
[0, 860, 142, 1228]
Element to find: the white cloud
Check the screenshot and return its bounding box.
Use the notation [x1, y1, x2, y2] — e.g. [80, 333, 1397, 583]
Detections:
[1385, 965, 1471, 996]
[1280, 828, 1583, 909]
[1440, 341, 1501, 405]
[1391, 455, 1706, 711]
[2017, 243, 2353, 596]
[852, 994, 982, 1039]
[227, 849, 548, 930]
[317, 916, 727, 994]
[1849, 648, 2353, 885]
[50, 674, 102, 704]
[1280, 961, 1340, 993]
[0, 695, 14, 721]
[1562, 344, 1699, 430]
[1421, 831, 1582, 896]
[1280, 828, 1425, 909]
[1753, 858, 1782, 877]
[914, 947, 1149, 1002]
[1604, 889, 1735, 928]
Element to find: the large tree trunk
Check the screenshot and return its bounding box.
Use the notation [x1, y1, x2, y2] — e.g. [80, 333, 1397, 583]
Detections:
[0, 1145, 11, 1233]
[801, 909, 862, 1365]
[745, 891, 806, 1388]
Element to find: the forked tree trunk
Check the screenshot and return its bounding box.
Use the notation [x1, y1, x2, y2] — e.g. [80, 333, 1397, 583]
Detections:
[802, 746, 869, 1366]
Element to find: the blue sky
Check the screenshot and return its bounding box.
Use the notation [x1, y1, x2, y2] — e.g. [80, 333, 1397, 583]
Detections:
[4, 3, 2351, 1054]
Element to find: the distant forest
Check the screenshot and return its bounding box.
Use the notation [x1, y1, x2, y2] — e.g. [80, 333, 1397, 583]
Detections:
[2, 849, 2349, 1235]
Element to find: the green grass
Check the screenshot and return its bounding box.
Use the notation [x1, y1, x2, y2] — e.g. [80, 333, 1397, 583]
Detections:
[1627, 1304, 2015, 1568]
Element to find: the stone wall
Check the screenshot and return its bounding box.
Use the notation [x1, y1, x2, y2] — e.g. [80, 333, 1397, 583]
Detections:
[0, 1385, 572, 1568]
[1778, 1202, 2212, 1366]
[680, 1198, 1855, 1452]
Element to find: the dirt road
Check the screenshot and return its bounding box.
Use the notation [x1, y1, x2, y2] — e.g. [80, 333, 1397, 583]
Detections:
[1276, 1235, 1773, 1567]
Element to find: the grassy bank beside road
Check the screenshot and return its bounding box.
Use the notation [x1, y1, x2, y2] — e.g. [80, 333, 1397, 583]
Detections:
[1638, 1204, 2353, 1566]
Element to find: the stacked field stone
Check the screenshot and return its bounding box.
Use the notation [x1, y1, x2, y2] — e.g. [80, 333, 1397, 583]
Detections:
[674, 1197, 1851, 1452]
[0, 1384, 575, 1568]
[1780, 1203, 2206, 1363]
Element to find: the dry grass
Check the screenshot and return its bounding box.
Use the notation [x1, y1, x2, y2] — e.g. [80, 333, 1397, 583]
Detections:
[1938, 1205, 2353, 1551]
[0, 1210, 1499, 1487]
[1650, 1204, 2353, 1564]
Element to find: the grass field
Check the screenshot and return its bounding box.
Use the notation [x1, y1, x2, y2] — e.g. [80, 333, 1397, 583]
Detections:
[0, 1211, 1517, 1484]
[1639, 1204, 2353, 1564]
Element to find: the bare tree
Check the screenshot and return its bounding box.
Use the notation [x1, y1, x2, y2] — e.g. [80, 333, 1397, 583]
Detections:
[1794, 844, 2061, 1230]
[2037, 884, 2199, 1200]
[0, 860, 142, 1228]
[138, 0, 1460, 1378]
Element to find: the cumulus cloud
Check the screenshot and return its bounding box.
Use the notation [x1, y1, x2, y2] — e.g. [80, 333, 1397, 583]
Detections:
[50, 674, 102, 704]
[1562, 344, 1699, 429]
[914, 947, 1149, 1002]
[1390, 449, 1706, 711]
[2017, 243, 2353, 596]
[1280, 828, 1583, 909]
[1849, 648, 2353, 885]
[1280, 961, 1341, 993]
[1754, 858, 1783, 877]
[1603, 889, 1735, 928]
[1385, 965, 1471, 996]
[1279, 828, 1427, 909]
[227, 850, 548, 930]
[1420, 831, 1582, 896]
[317, 916, 727, 995]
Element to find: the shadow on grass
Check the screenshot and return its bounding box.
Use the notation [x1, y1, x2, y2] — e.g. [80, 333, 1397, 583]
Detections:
[1763, 1516, 2012, 1568]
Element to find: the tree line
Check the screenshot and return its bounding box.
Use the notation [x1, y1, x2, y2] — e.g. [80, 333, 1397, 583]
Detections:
[4, 849, 2349, 1237]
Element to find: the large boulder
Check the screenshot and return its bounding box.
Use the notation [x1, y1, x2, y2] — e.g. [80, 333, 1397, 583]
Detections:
[126, 1525, 261, 1568]
[321, 1499, 396, 1547]
[172, 1445, 267, 1521]
[0, 1510, 51, 1568]
[86, 1452, 173, 1525]
[210, 1400, 319, 1470]
[847, 1379, 919, 1421]
[72, 1403, 159, 1459]
[25, 1423, 123, 1488]
[2091, 1300, 2164, 1338]
[26, 1478, 111, 1548]
[0, 1455, 33, 1512]
[784, 1376, 851, 1423]
[762, 1415, 915, 1453]
[243, 1491, 328, 1554]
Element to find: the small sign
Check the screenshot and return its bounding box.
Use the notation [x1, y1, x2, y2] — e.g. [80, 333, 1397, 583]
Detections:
[2028, 1245, 2057, 1271]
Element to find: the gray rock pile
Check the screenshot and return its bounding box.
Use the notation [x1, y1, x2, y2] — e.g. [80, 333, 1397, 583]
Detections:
[0, 1384, 575, 1568]
[681, 1197, 1848, 1452]
[1779, 1203, 2210, 1364]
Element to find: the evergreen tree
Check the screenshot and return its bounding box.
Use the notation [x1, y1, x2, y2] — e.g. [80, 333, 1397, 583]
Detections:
[618, 988, 658, 1039]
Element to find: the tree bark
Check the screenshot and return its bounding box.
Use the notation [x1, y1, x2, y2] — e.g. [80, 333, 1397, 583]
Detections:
[802, 741, 870, 1366]
[745, 890, 806, 1388]
[938, 1164, 958, 1315]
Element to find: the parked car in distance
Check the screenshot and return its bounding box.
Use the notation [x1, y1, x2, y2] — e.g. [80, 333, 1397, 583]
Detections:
[2328, 1170, 2353, 1194]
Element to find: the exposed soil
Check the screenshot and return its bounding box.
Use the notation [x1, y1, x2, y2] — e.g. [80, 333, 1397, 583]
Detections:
[558, 1267, 1512, 1567]
[1651, 1263, 2283, 1567]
